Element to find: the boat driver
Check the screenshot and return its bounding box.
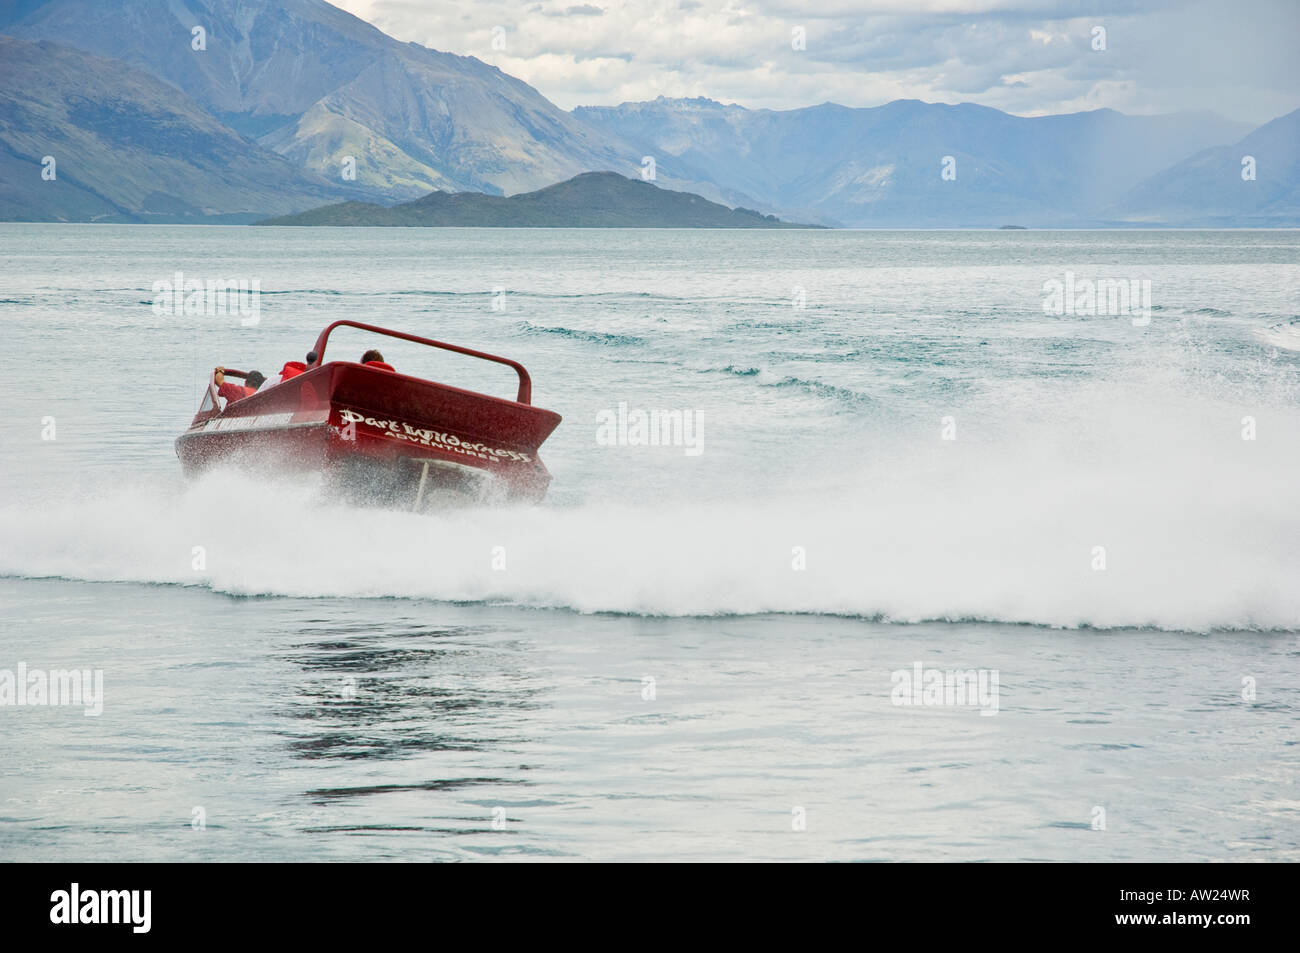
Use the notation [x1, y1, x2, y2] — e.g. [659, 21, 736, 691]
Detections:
[214, 367, 265, 406]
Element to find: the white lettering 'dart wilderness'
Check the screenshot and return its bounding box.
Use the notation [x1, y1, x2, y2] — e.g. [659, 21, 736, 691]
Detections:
[49, 884, 151, 934]
[337, 408, 533, 463]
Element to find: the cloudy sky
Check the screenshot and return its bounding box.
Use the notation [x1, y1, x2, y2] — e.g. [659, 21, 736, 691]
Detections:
[331, 0, 1299, 123]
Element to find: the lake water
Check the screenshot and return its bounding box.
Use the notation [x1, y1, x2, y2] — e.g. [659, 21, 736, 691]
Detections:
[1, 226, 1297, 861]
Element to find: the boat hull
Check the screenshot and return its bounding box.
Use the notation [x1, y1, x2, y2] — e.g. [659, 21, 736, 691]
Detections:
[176, 362, 561, 505]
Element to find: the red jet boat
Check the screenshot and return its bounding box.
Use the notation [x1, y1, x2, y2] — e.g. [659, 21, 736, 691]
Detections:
[176, 321, 562, 506]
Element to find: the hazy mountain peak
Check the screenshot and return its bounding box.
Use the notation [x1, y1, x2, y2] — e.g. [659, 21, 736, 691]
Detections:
[0, 0, 1288, 225]
[0, 33, 343, 222]
[1, 0, 681, 202]
[1115, 106, 1300, 225]
[576, 95, 1260, 226]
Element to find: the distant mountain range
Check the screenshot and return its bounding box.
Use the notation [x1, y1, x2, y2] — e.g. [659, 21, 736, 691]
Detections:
[0, 35, 344, 222]
[0, 0, 1296, 226]
[576, 97, 1268, 226]
[257, 171, 815, 227]
[0, 0, 730, 210]
[1111, 109, 1300, 226]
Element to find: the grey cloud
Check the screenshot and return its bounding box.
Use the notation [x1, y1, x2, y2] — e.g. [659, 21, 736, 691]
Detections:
[336, 0, 1300, 123]
[542, 4, 605, 16]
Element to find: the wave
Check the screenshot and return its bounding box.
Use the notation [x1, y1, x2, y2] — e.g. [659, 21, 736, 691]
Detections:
[259, 289, 692, 301]
[1, 474, 1295, 631]
[693, 363, 875, 405]
[498, 291, 684, 301]
[518, 322, 647, 347]
[1255, 319, 1300, 352]
[3, 385, 1297, 633]
[3, 321, 1298, 632]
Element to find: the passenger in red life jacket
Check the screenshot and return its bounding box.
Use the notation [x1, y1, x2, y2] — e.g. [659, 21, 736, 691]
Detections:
[280, 360, 307, 380]
[214, 367, 265, 406]
[361, 349, 395, 371]
[258, 359, 307, 390]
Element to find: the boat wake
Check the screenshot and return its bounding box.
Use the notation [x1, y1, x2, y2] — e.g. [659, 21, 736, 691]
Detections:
[4, 320, 1300, 632]
[3, 400, 1299, 633]
[1256, 319, 1300, 352]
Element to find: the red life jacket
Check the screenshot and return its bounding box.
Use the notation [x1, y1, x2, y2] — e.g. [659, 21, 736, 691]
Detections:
[217, 381, 255, 404]
[364, 360, 396, 372]
[280, 360, 307, 380]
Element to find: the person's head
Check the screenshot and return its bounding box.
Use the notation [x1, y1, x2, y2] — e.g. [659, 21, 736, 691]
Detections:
[245, 370, 267, 390]
[361, 349, 384, 364]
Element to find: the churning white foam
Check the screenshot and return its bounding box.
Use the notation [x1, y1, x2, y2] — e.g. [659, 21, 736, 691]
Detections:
[1, 366, 1298, 633]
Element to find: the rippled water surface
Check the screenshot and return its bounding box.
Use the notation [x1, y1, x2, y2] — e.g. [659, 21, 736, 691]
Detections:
[1, 226, 1297, 860]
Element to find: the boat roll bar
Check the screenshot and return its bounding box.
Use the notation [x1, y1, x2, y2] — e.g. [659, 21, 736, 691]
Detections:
[308, 320, 534, 405]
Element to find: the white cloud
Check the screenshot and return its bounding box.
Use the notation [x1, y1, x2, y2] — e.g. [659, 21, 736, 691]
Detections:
[331, 0, 1300, 123]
